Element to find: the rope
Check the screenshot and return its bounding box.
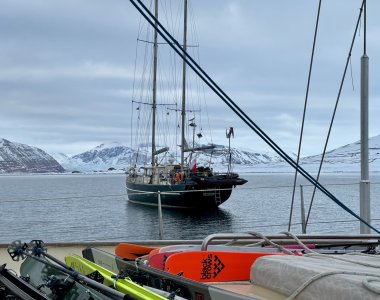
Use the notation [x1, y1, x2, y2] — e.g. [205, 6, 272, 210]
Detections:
[246, 231, 295, 255]
[305, 252, 380, 269]
[285, 270, 380, 300]
[363, 277, 380, 294]
[129, 0, 380, 234]
[289, 0, 322, 231]
[280, 231, 318, 254]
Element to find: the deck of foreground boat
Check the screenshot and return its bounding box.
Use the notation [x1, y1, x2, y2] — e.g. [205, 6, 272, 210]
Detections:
[0, 240, 285, 299]
[2, 234, 380, 300]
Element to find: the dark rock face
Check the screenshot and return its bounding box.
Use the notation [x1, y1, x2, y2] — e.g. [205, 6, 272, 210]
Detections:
[0, 139, 65, 173]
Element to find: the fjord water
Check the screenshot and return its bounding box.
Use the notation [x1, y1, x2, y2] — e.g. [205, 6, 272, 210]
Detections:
[0, 173, 379, 243]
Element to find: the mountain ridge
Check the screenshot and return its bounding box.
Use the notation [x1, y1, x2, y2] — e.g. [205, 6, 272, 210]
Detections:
[52, 134, 380, 173]
[0, 138, 64, 173]
[1, 135, 380, 173]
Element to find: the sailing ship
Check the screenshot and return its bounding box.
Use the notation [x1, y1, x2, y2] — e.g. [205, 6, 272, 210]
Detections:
[126, 0, 247, 209]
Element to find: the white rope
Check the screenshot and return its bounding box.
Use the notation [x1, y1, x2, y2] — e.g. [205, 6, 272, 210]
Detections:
[346, 252, 380, 259]
[285, 271, 380, 300]
[280, 231, 319, 254]
[305, 252, 380, 268]
[242, 241, 267, 247]
[280, 231, 318, 253]
[363, 277, 380, 294]
[246, 231, 295, 255]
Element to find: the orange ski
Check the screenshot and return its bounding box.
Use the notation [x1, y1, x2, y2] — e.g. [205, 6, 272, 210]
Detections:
[149, 251, 178, 270]
[115, 243, 158, 260]
[164, 251, 286, 282]
[148, 247, 160, 259]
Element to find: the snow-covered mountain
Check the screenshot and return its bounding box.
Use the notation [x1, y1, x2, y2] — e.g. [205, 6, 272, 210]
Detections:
[53, 142, 282, 172]
[52, 142, 146, 172]
[298, 134, 380, 173]
[3, 135, 380, 174]
[255, 134, 380, 173]
[0, 138, 64, 173]
[49, 135, 380, 173]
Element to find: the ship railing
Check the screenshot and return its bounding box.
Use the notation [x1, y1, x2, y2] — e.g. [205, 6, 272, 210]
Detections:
[199, 232, 380, 251]
[126, 186, 234, 196]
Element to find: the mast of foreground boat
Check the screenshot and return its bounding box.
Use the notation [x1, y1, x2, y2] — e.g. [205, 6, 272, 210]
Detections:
[180, 0, 188, 169]
[360, 0, 370, 234]
[151, 0, 158, 167]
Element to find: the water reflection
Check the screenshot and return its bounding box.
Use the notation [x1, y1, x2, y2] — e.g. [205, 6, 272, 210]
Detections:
[125, 202, 234, 240]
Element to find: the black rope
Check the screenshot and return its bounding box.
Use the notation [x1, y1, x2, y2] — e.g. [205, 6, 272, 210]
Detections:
[129, 0, 380, 234]
[289, 0, 322, 231]
[364, 0, 367, 55]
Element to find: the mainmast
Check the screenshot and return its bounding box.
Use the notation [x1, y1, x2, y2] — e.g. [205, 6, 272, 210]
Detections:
[180, 0, 188, 168]
[151, 0, 158, 166]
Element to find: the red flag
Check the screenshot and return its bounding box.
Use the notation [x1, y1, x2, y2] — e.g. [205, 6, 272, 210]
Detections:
[190, 159, 197, 172]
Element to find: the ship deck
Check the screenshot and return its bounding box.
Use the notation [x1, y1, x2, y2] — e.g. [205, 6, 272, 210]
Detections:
[0, 240, 288, 300]
[3, 236, 380, 300]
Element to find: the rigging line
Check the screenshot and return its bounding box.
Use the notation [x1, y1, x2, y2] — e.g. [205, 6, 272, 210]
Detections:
[167, 107, 200, 112]
[288, 0, 322, 232]
[129, 0, 380, 234]
[131, 35, 142, 157]
[137, 38, 199, 47]
[0, 194, 126, 204]
[349, 56, 355, 91]
[132, 99, 176, 106]
[306, 0, 365, 227]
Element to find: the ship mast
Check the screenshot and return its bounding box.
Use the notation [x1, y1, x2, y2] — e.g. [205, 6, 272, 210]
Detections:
[180, 0, 188, 168]
[360, 0, 370, 233]
[151, 0, 158, 166]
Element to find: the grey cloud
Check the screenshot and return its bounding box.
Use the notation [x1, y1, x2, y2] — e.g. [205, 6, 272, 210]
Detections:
[1, 0, 379, 157]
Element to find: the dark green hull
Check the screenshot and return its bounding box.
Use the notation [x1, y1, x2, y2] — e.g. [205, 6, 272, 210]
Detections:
[126, 180, 233, 210]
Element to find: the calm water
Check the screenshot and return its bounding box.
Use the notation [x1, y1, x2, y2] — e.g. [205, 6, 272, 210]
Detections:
[0, 173, 379, 243]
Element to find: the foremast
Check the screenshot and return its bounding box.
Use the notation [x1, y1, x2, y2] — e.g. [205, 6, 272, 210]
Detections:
[180, 0, 188, 169]
[151, 0, 158, 167]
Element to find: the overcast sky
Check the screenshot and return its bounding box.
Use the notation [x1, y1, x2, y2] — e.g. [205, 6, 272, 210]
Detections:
[1, 0, 380, 156]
